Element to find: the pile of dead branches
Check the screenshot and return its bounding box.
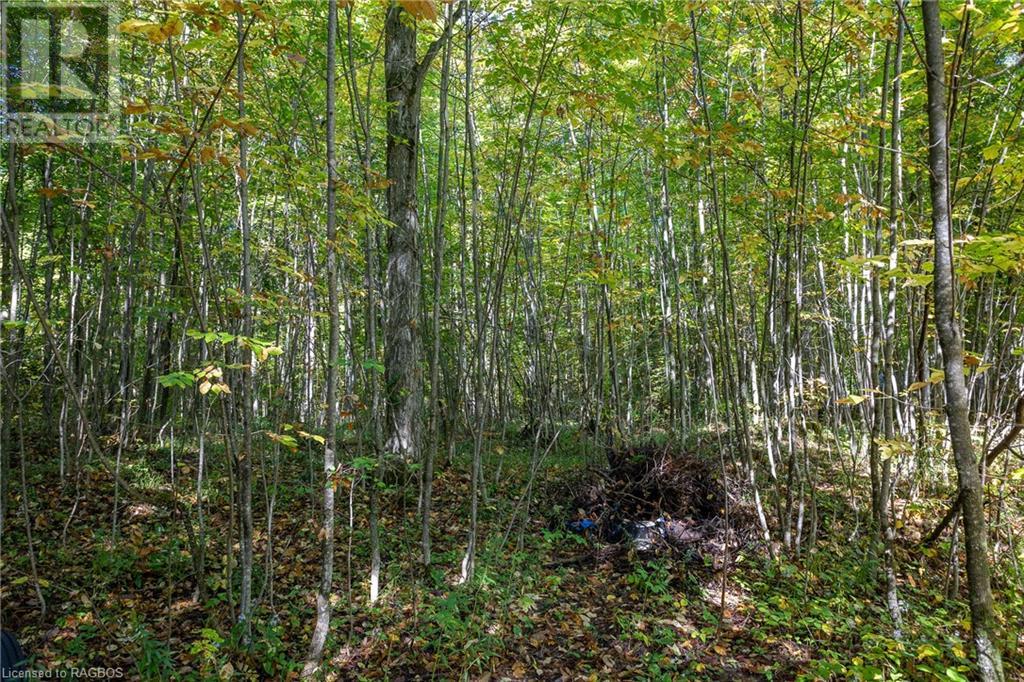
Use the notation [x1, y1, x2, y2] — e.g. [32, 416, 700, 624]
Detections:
[545, 442, 759, 566]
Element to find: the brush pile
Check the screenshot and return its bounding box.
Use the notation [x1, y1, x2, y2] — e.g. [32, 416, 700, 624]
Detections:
[550, 442, 758, 565]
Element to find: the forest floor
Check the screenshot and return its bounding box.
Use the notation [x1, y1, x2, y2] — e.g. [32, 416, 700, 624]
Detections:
[1, 432, 1022, 680]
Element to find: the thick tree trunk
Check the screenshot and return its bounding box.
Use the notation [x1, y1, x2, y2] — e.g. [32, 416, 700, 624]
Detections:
[380, 0, 457, 596]
[383, 3, 425, 462]
[920, 3, 1004, 680]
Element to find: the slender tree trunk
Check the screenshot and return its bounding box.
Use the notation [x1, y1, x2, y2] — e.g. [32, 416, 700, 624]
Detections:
[423, 5, 453, 566]
[235, 11, 254, 642]
[881, 4, 905, 637]
[0, 139, 18, 543]
[304, 0, 340, 673]
[921, 4, 1004, 679]
[462, 0, 483, 583]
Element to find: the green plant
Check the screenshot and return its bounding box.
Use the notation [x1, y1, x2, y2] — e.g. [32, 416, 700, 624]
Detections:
[91, 542, 137, 587]
[133, 624, 174, 681]
[251, 619, 297, 678]
[188, 628, 226, 678]
[626, 558, 673, 603]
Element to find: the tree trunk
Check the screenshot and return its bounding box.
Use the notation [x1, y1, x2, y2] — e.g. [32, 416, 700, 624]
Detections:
[1, 138, 19, 540]
[383, 2, 425, 462]
[423, 3, 453, 566]
[304, 0, 340, 674]
[235, 11, 254, 643]
[921, 3, 1004, 679]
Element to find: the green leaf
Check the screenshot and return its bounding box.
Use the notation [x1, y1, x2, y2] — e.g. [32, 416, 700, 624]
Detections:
[267, 432, 299, 450]
[351, 455, 377, 471]
[157, 371, 196, 389]
[362, 358, 385, 373]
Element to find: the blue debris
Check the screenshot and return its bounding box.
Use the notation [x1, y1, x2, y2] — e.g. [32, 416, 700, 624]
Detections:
[567, 518, 596, 533]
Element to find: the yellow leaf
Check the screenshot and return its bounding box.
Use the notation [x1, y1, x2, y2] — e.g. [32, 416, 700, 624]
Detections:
[246, 2, 268, 20]
[398, 0, 437, 21]
[218, 0, 244, 14]
[123, 101, 151, 115]
[118, 19, 160, 34]
[162, 16, 185, 38]
[199, 380, 212, 395]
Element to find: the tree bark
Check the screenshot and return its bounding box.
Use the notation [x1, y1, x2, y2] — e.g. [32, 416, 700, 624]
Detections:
[921, 3, 1004, 679]
[423, 3, 454, 567]
[304, 0, 340, 674]
[383, 2, 426, 461]
[235, 10, 254, 643]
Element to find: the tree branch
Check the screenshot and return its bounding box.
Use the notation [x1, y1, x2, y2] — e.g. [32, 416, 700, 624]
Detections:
[415, 4, 464, 94]
[923, 395, 1024, 546]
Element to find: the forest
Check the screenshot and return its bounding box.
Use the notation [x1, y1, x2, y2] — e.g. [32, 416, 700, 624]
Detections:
[1, 0, 1023, 679]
